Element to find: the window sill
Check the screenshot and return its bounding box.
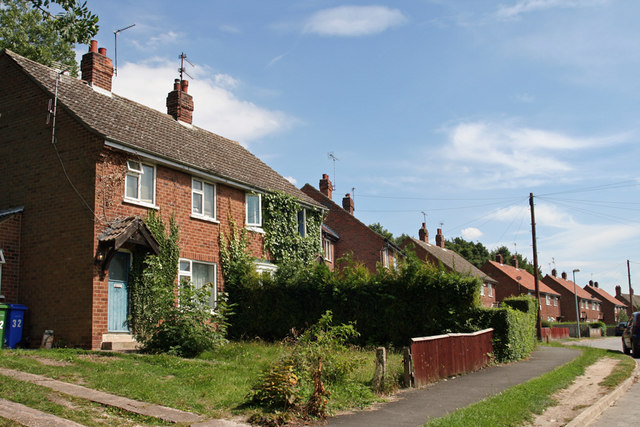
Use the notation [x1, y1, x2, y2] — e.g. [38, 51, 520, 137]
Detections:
[246, 225, 265, 234]
[190, 214, 220, 224]
[123, 198, 159, 210]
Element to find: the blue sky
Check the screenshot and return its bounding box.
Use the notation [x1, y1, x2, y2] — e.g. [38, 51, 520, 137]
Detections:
[80, 0, 640, 297]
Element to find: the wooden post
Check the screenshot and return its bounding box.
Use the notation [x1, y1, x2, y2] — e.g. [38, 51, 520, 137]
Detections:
[373, 347, 387, 393]
[403, 346, 413, 388]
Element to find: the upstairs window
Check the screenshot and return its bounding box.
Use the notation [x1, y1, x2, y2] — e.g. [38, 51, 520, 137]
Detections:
[545, 294, 551, 306]
[125, 160, 155, 205]
[246, 193, 262, 227]
[481, 284, 485, 296]
[322, 238, 333, 262]
[297, 209, 306, 237]
[554, 296, 558, 306]
[192, 178, 216, 220]
[178, 259, 216, 309]
[382, 248, 389, 268]
[488, 283, 493, 297]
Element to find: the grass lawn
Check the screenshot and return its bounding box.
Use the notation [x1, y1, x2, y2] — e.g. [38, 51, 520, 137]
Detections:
[425, 344, 636, 427]
[0, 341, 404, 422]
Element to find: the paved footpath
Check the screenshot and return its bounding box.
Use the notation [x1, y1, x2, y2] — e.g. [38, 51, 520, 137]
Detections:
[321, 346, 581, 427]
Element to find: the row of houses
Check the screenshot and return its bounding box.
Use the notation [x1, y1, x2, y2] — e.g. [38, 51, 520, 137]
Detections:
[0, 44, 629, 350]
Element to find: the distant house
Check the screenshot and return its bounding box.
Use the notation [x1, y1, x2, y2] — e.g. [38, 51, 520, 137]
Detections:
[0, 44, 323, 349]
[614, 285, 640, 314]
[583, 281, 627, 324]
[542, 271, 602, 323]
[482, 255, 561, 321]
[301, 174, 402, 273]
[400, 224, 498, 308]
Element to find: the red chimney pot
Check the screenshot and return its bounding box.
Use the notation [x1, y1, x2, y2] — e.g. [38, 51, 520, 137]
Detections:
[89, 40, 98, 53]
[181, 80, 189, 93]
[98, 47, 107, 55]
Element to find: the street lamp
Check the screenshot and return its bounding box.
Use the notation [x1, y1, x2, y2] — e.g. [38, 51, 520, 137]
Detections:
[573, 269, 580, 339]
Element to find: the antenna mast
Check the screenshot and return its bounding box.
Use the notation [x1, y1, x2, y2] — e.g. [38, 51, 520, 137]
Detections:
[113, 23, 135, 76]
[421, 211, 427, 223]
[179, 52, 195, 82]
[328, 152, 339, 191]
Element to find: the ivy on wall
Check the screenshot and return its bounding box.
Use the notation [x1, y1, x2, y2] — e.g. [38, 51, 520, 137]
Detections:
[262, 191, 323, 265]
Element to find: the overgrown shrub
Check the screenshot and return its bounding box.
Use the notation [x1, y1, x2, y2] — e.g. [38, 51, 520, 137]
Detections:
[591, 320, 607, 336]
[474, 296, 537, 361]
[129, 212, 231, 357]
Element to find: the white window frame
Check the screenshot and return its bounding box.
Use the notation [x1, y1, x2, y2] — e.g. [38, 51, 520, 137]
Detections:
[297, 209, 307, 237]
[481, 284, 485, 296]
[178, 259, 217, 310]
[191, 178, 217, 222]
[124, 160, 156, 208]
[554, 296, 557, 306]
[322, 238, 333, 262]
[382, 248, 389, 268]
[545, 294, 551, 306]
[245, 193, 262, 230]
[255, 261, 278, 277]
[488, 283, 493, 297]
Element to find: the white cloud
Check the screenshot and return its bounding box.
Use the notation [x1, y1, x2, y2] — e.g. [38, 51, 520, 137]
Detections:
[219, 24, 241, 34]
[284, 176, 297, 185]
[490, 203, 576, 228]
[112, 59, 297, 143]
[439, 120, 626, 187]
[495, 0, 610, 20]
[304, 6, 407, 37]
[461, 227, 483, 240]
[131, 31, 182, 50]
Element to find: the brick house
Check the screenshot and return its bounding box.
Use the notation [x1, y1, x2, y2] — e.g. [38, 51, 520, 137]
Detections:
[300, 174, 402, 273]
[583, 281, 627, 324]
[614, 286, 639, 315]
[542, 271, 602, 323]
[481, 255, 562, 321]
[400, 224, 498, 307]
[0, 45, 322, 350]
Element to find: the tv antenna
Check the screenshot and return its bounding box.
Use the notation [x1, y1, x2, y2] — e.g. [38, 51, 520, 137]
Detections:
[113, 23, 135, 76]
[421, 211, 427, 223]
[328, 152, 339, 191]
[179, 52, 195, 82]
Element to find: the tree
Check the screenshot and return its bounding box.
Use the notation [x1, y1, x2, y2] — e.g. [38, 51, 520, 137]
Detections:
[368, 222, 394, 242]
[0, 0, 99, 75]
[445, 237, 490, 269]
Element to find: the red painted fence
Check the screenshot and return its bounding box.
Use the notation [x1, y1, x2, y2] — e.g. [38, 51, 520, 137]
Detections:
[541, 327, 570, 340]
[410, 328, 494, 387]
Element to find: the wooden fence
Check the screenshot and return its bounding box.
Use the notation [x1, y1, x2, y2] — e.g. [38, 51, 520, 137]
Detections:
[541, 327, 570, 340]
[409, 328, 494, 387]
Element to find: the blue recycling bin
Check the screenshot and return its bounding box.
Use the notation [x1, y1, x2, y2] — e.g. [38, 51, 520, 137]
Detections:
[6, 304, 27, 349]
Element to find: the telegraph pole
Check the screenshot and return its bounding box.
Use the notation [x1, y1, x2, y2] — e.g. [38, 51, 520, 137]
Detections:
[530, 193, 542, 340]
[628, 260, 634, 317]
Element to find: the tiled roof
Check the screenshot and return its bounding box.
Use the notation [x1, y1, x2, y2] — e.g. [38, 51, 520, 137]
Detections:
[543, 274, 600, 301]
[4, 49, 320, 208]
[584, 285, 627, 307]
[408, 238, 497, 284]
[486, 261, 560, 295]
[300, 184, 403, 254]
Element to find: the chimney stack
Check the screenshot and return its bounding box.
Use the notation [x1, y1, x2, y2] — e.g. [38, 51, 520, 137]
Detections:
[552, 268, 557, 277]
[342, 193, 354, 215]
[319, 174, 333, 199]
[511, 255, 518, 269]
[167, 78, 194, 124]
[81, 40, 114, 92]
[496, 253, 504, 264]
[435, 228, 445, 248]
[418, 223, 429, 243]
[561, 271, 567, 280]
[594, 281, 599, 288]
[616, 285, 622, 297]
[589, 280, 594, 287]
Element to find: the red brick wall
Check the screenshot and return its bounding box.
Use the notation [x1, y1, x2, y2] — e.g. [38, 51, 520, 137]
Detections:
[1, 55, 99, 348]
[0, 213, 22, 303]
[302, 187, 386, 273]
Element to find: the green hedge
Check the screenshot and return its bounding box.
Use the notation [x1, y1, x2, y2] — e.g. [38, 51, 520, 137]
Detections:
[473, 296, 537, 361]
[226, 254, 481, 347]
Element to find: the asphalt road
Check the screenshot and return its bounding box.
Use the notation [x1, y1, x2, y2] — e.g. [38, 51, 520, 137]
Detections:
[573, 336, 624, 352]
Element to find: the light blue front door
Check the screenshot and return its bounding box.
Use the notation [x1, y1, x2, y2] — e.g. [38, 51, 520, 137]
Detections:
[108, 252, 130, 332]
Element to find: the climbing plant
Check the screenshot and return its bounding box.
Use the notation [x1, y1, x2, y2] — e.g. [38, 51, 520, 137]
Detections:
[262, 191, 323, 265]
[219, 214, 255, 288]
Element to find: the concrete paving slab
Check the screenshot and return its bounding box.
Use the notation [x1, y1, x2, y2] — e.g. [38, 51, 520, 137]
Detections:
[0, 398, 85, 426]
[0, 367, 204, 424]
